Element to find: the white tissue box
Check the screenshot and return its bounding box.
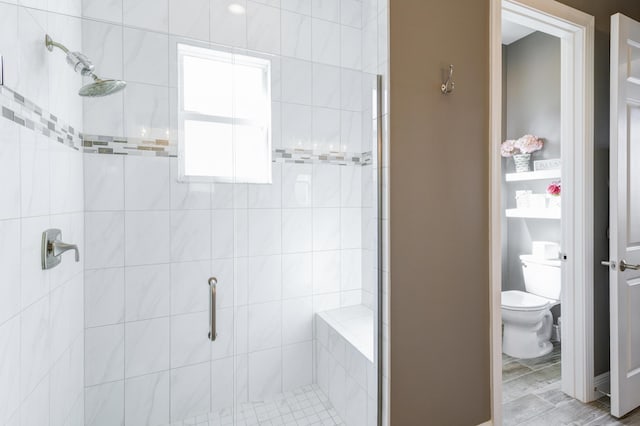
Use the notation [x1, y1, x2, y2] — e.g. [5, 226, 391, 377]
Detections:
[515, 190, 532, 209]
[529, 194, 547, 210]
[532, 241, 560, 260]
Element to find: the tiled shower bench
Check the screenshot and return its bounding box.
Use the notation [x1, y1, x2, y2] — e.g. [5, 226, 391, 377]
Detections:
[315, 305, 377, 426]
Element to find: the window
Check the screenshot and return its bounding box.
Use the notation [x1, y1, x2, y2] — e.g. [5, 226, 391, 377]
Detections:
[177, 44, 272, 183]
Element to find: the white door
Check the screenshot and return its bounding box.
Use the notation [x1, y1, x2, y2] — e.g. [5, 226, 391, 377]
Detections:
[609, 12, 640, 418]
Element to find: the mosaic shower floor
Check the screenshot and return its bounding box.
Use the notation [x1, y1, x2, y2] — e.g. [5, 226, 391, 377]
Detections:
[167, 384, 344, 426]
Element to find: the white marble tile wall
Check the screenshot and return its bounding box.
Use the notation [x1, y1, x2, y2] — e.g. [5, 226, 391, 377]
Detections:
[80, 0, 375, 154]
[0, 2, 85, 426]
[0, 2, 84, 130]
[2, 113, 86, 426]
[79, 0, 390, 424]
[83, 154, 366, 425]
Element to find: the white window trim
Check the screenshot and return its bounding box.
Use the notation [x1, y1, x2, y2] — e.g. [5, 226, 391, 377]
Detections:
[176, 43, 272, 184]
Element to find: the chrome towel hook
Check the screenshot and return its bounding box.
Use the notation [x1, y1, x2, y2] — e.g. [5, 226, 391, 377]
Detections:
[441, 64, 455, 94]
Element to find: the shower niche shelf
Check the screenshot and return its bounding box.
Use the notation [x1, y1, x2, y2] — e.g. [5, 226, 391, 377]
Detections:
[505, 208, 561, 219]
[505, 169, 561, 182]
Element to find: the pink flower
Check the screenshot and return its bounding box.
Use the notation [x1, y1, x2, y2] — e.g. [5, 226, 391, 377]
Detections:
[501, 139, 518, 157]
[501, 135, 544, 157]
[547, 181, 561, 197]
[517, 135, 544, 154]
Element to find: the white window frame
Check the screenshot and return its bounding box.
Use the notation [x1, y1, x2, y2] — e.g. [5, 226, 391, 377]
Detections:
[177, 43, 272, 184]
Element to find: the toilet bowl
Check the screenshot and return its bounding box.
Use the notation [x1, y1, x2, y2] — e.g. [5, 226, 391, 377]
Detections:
[502, 255, 561, 359]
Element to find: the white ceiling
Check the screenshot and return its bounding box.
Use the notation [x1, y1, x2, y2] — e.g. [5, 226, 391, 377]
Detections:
[502, 19, 536, 45]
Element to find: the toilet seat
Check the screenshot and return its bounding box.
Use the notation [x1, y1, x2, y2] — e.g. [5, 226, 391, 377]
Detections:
[502, 290, 557, 311]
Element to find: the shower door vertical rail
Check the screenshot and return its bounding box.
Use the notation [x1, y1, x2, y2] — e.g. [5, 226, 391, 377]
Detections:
[376, 74, 384, 426]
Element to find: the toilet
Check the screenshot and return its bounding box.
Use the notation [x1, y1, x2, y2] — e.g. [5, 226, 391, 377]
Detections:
[502, 254, 561, 359]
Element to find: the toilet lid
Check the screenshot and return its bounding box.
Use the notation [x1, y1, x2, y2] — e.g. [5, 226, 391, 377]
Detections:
[502, 290, 554, 311]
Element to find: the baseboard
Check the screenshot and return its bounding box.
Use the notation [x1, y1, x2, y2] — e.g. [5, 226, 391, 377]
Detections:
[593, 371, 611, 398]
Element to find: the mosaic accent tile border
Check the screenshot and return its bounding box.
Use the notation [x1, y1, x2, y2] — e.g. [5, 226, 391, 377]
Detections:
[82, 134, 174, 156]
[0, 85, 374, 166]
[81, 136, 372, 166]
[361, 150, 373, 166]
[0, 85, 82, 150]
[274, 148, 372, 166]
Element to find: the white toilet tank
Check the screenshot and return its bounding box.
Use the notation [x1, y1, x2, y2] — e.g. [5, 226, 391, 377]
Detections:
[520, 254, 561, 301]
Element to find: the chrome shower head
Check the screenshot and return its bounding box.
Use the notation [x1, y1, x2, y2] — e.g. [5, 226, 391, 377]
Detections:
[45, 34, 126, 97]
[79, 75, 127, 97]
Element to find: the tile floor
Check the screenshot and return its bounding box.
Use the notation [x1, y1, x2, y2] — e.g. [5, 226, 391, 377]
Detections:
[165, 384, 344, 426]
[503, 342, 640, 425]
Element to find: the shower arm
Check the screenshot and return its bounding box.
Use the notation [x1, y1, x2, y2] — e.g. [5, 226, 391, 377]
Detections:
[45, 35, 70, 54]
[45, 34, 95, 76]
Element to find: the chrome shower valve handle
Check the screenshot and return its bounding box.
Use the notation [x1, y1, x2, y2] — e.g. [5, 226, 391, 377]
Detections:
[51, 240, 79, 261]
[42, 228, 79, 270]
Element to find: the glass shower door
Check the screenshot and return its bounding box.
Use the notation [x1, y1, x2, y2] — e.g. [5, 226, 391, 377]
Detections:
[168, 75, 384, 426]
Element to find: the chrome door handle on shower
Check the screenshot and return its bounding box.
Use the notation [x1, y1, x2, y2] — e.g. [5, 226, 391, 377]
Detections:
[208, 277, 217, 341]
[620, 260, 640, 272]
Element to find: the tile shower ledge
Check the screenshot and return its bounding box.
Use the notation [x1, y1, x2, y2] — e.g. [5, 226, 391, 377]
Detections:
[317, 305, 374, 362]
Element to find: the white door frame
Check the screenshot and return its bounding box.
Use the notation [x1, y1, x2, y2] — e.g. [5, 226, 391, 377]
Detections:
[489, 0, 595, 423]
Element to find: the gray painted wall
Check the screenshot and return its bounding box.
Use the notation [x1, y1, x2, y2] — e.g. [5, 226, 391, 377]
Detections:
[501, 45, 509, 289]
[502, 32, 562, 295]
[389, 0, 491, 422]
[592, 32, 611, 377]
[389, 3, 640, 421]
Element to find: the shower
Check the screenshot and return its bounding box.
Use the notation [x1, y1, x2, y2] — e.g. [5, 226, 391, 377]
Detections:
[45, 34, 126, 97]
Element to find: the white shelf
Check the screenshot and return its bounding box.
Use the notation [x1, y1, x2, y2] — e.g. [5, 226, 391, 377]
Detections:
[505, 169, 561, 182]
[505, 208, 561, 219]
